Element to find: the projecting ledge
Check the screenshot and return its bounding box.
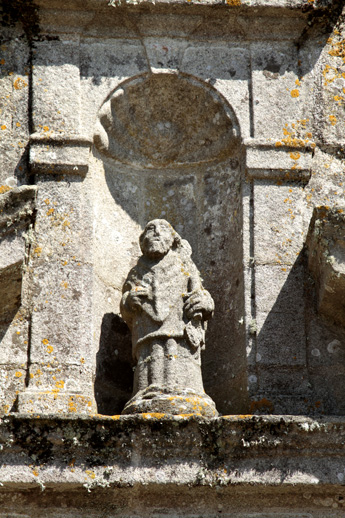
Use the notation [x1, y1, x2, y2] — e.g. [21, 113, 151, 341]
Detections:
[0, 414, 345, 491]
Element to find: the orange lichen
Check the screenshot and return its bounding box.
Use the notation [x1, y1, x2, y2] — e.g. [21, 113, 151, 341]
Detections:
[0, 185, 11, 194]
[290, 89, 300, 98]
[290, 152, 301, 160]
[1, 125, 7, 130]
[329, 115, 337, 126]
[46, 345, 54, 354]
[142, 413, 166, 420]
[15, 371, 23, 378]
[328, 39, 345, 60]
[275, 120, 314, 148]
[14, 78, 27, 90]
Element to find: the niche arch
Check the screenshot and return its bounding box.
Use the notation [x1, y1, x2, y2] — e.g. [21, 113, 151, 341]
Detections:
[92, 72, 248, 415]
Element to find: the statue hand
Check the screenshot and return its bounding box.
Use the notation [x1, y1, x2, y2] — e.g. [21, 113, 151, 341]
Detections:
[127, 286, 150, 310]
[184, 289, 214, 320]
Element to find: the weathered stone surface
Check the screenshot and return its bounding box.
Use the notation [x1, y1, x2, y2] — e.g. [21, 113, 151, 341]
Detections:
[306, 206, 345, 328]
[120, 219, 217, 416]
[0, 414, 345, 515]
[94, 73, 240, 167]
[1, 0, 345, 516]
[0, 0, 342, 421]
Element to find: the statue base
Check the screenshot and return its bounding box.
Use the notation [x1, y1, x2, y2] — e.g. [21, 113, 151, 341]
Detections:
[122, 386, 218, 417]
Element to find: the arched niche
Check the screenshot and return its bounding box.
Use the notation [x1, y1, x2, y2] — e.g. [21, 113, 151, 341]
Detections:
[91, 72, 248, 415]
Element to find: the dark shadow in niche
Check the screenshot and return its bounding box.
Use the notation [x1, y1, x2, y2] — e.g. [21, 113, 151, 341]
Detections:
[254, 248, 345, 417]
[95, 313, 134, 415]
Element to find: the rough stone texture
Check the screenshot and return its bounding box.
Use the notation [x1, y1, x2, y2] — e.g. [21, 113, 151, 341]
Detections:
[0, 186, 37, 414]
[0, 414, 345, 515]
[0, 0, 342, 419]
[1, 0, 345, 514]
[307, 206, 345, 327]
[120, 219, 217, 416]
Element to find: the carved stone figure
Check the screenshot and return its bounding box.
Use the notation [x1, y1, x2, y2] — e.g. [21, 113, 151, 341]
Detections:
[120, 219, 218, 416]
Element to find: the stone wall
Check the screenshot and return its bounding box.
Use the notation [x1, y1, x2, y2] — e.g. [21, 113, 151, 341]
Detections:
[1, 0, 345, 515]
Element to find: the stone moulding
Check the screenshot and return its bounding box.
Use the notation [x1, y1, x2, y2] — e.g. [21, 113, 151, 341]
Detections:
[245, 140, 313, 182]
[0, 414, 345, 491]
[29, 134, 92, 176]
[33, 0, 336, 11]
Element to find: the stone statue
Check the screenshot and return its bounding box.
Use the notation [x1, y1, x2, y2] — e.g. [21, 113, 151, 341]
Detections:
[120, 219, 218, 416]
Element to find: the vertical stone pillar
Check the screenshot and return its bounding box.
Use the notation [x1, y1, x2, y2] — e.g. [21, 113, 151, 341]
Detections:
[18, 38, 96, 414]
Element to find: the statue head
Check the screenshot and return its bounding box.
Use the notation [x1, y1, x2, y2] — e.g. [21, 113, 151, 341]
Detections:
[140, 219, 181, 259]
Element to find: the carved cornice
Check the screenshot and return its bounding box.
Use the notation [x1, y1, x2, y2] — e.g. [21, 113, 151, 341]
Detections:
[29, 134, 92, 176]
[0, 414, 345, 491]
[245, 139, 313, 182]
[28, 0, 337, 41]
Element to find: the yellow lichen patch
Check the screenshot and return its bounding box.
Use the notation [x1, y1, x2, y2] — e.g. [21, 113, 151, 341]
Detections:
[275, 120, 314, 148]
[142, 413, 166, 420]
[61, 281, 68, 289]
[42, 338, 49, 345]
[85, 470, 96, 480]
[329, 115, 337, 126]
[46, 208, 54, 216]
[16, 122, 21, 127]
[13, 78, 28, 90]
[68, 397, 77, 413]
[80, 357, 85, 364]
[328, 39, 345, 60]
[44, 198, 50, 205]
[226, 0, 241, 5]
[47, 345, 54, 354]
[290, 89, 299, 98]
[55, 380, 64, 389]
[32, 469, 39, 477]
[0, 185, 11, 194]
[15, 371, 23, 378]
[43, 126, 49, 132]
[334, 95, 345, 105]
[290, 152, 301, 160]
[33, 246, 42, 257]
[1, 125, 6, 130]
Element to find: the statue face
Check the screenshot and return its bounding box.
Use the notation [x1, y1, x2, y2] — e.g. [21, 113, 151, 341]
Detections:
[140, 220, 174, 258]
